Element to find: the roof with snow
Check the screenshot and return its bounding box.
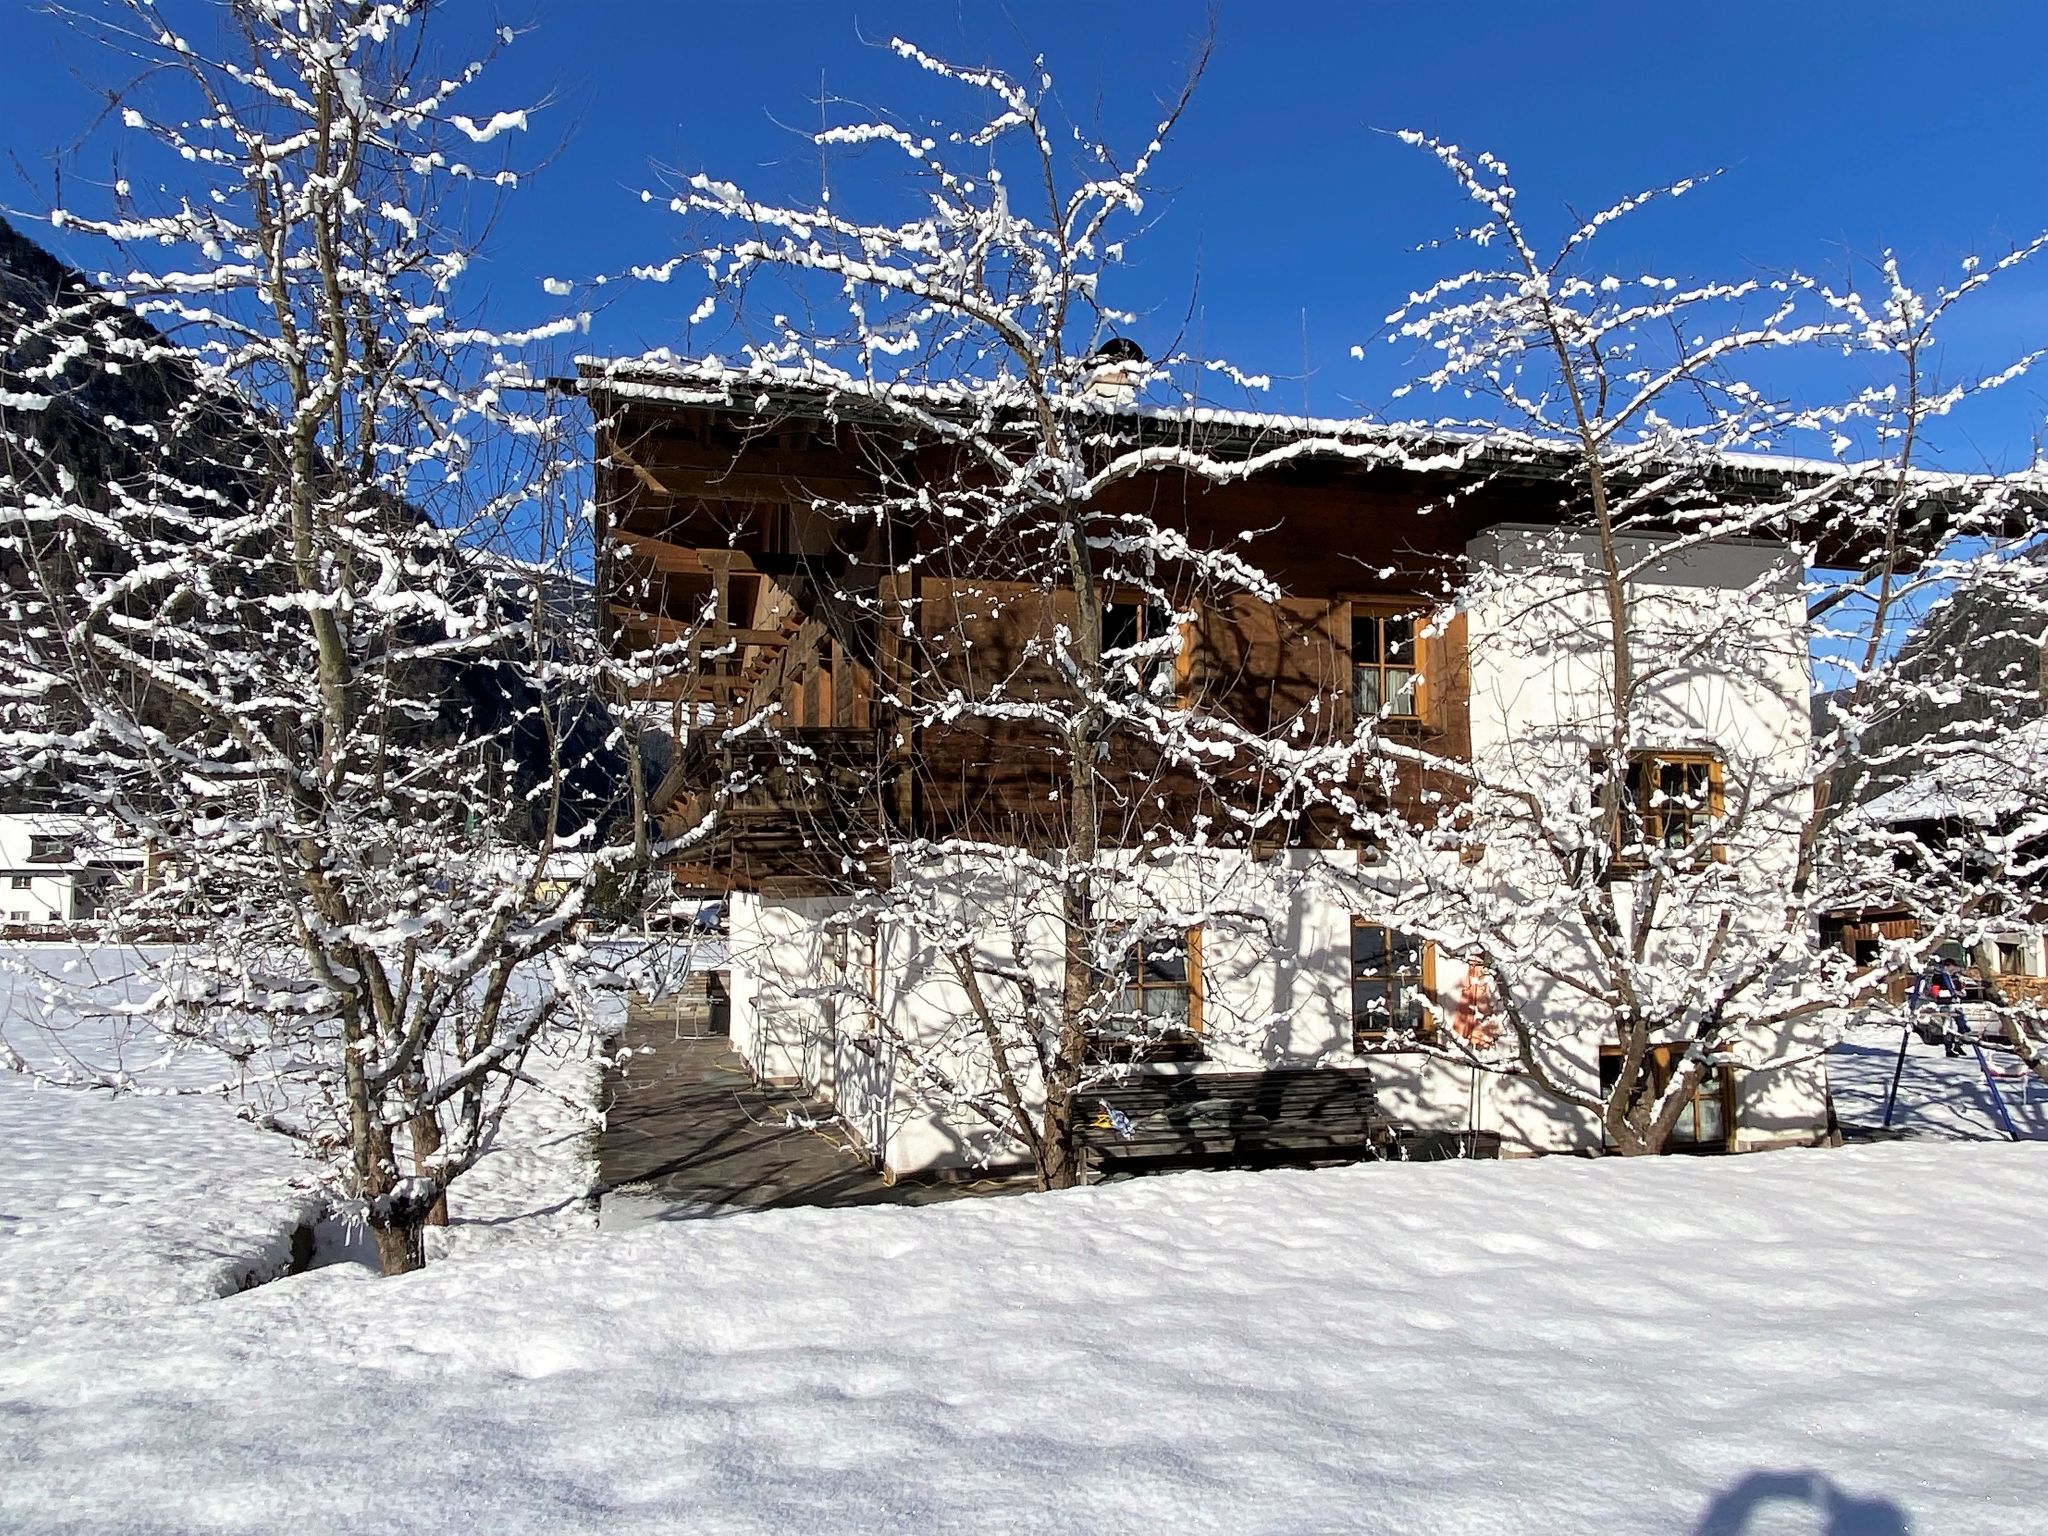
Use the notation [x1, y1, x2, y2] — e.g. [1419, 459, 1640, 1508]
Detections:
[1862, 721, 2048, 826]
[570, 354, 2030, 515]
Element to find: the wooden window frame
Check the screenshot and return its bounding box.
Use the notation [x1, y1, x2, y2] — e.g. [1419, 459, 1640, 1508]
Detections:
[1089, 925, 1205, 1064]
[1614, 750, 1725, 867]
[1350, 919, 1436, 1052]
[1598, 1043, 1738, 1153]
[1346, 599, 1428, 725]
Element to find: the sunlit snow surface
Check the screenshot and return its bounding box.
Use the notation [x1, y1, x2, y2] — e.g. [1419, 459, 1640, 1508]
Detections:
[6, 1144, 2048, 1528]
[0, 943, 601, 1341]
[0, 945, 320, 1343]
[5, 950, 2047, 1533]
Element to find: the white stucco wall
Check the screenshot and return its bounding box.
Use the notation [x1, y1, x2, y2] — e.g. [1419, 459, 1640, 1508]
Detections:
[0, 814, 131, 926]
[715, 523, 1832, 1176]
[1456, 525, 1829, 1151]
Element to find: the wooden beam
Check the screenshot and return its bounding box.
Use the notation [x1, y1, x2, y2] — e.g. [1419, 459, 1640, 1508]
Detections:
[606, 605, 793, 649]
[611, 439, 875, 502]
[613, 677, 752, 704]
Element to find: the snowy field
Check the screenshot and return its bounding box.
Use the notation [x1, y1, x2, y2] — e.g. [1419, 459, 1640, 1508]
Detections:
[4, 1134, 2048, 1531]
[0, 944, 603, 1339]
[7, 949, 2048, 1533]
[0, 946, 321, 1343]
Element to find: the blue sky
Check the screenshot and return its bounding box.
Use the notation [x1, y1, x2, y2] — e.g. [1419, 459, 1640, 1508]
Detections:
[5, 2, 2047, 465]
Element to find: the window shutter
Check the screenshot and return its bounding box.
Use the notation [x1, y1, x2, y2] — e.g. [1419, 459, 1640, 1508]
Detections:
[1420, 941, 1439, 1040]
[1186, 927, 1204, 1035]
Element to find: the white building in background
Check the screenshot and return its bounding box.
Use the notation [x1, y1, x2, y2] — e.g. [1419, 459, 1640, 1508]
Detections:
[0, 814, 141, 931]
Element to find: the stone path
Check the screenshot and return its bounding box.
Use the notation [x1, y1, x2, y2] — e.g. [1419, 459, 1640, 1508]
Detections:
[595, 1020, 1019, 1220]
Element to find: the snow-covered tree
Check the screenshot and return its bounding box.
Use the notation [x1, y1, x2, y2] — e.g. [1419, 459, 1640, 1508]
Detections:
[1339, 136, 2048, 1150]
[0, 0, 646, 1271]
[626, 37, 1404, 1187]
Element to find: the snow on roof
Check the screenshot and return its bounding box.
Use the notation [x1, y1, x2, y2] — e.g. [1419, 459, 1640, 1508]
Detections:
[572, 354, 2014, 501]
[1863, 721, 2048, 826]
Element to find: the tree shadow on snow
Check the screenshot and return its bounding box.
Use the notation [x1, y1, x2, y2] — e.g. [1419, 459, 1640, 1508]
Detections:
[1690, 1471, 1911, 1535]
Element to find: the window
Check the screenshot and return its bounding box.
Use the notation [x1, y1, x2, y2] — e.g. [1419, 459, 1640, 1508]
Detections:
[9, 876, 29, 890]
[1351, 608, 1421, 720]
[26, 836, 77, 863]
[7, 911, 26, 923]
[1998, 942, 2028, 976]
[1102, 596, 1178, 696]
[1351, 921, 1431, 1050]
[1598, 1044, 1735, 1151]
[1619, 752, 1723, 861]
[1090, 927, 1203, 1062]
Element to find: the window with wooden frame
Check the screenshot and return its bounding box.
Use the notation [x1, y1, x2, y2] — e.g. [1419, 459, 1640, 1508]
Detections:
[1350, 920, 1433, 1050]
[1618, 751, 1724, 863]
[1349, 604, 1424, 722]
[1598, 1043, 1736, 1152]
[1090, 926, 1204, 1062]
[1102, 595, 1182, 699]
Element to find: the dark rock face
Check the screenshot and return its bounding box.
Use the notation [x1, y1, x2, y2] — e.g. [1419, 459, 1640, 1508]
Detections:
[0, 215, 625, 838]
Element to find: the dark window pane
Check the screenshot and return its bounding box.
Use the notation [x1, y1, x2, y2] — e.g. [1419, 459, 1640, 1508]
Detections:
[1383, 615, 1415, 664]
[1386, 929, 1423, 970]
[1398, 986, 1426, 1032]
[1352, 613, 1380, 665]
[1139, 945, 1187, 986]
[1353, 979, 1390, 1021]
[1352, 924, 1388, 971]
[1103, 601, 1140, 654]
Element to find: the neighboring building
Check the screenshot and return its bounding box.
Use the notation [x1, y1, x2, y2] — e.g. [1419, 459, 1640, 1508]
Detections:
[580, 358, 1847, 1179]
[0, 814, 141, 930]
[1824, 718, 2048, 1008]
[1818, 576, 2048, 1007]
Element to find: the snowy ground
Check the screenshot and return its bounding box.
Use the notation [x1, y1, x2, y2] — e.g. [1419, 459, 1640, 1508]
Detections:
[3, 1137, 2047, 1533]
[1830, 1016, 2048, 1141]
[0, 943, 606, 1336]
[0, 946, 322, 1343]
[8, 951, 2048, 1532]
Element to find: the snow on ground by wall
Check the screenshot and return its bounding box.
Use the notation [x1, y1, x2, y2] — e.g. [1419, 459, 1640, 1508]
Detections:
[0, 945, 322, 1343]
[5, 1138, 2047, 1534]
[1830, 1018, 2048, 1140]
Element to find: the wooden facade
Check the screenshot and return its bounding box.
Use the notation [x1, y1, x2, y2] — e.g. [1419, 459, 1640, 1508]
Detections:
[580, 367, 1788, 894]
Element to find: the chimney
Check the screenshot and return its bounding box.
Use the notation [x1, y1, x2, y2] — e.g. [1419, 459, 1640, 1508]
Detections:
[1080, 336, 1146, 405]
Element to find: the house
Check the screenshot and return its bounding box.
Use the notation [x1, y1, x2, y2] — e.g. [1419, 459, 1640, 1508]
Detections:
[0, 813, 141, 931]
[1817, 580, 2048, 1010]
[579, 357, 1850, 1180]
[1823, 717, 2048, 1010]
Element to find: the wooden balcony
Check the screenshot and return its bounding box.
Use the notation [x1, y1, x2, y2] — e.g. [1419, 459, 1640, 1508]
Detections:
[652, 725, 889, 893]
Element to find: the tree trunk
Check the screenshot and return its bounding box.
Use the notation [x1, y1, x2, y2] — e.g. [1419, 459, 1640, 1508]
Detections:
[1039, 887, 1092, 1192]
[371, 1214, 425, 1275]
[408, 1103, 449, 1227]
[1034, 500, 1108, 1194]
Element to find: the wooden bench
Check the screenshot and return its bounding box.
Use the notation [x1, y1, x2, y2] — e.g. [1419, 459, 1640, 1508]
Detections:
[1071, 1069, 1397, 1183]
